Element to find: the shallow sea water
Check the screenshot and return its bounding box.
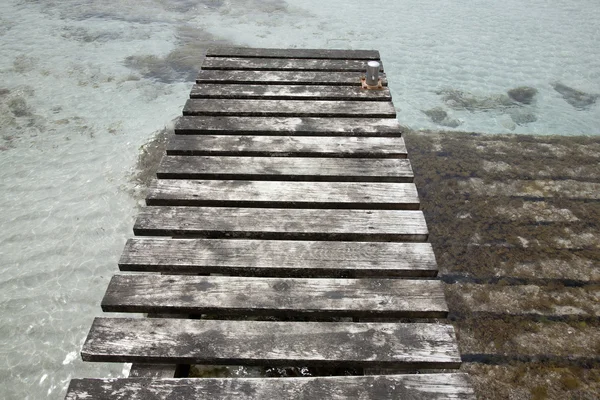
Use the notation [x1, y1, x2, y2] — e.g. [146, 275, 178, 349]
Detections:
[0, 0, 599, 398]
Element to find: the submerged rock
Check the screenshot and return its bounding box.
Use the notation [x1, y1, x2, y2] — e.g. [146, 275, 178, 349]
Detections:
[509, 110, 537, 125]
[436, 88, 514, 111]
[7, 97, 31, 117]
[423, 107, 461, 128]
[553, 82, 598, 110]
[507, 86, 538, 104]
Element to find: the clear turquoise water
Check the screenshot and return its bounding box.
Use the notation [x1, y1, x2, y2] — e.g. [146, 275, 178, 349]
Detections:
[0, 0, 599, 398]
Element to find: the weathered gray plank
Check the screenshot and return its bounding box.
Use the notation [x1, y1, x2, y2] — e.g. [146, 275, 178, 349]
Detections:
[119, 238, 438, 277]
[183, 99, 396, 118]
[196, 70, 387, 86]
[190, 84, 391, 101]
[102, 275, 448, 318]
[81, 318, 460, 368]
[133, 207, 428, 241]
[157, 156, 414, 183]
[202, 57, 384, 72]
[167, 135, 408, 158]
[174, 116, 404, 136]
[146, 180, 420, 210]
[206, 47, 380, 60]
[66, 374, 476, 400]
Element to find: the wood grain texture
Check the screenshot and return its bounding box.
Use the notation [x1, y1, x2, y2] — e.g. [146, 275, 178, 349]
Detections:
[174, 116, 404, 136]
[118, 238, 438, 277]
[190, 84, 391, 101]
[182, 99, 396, 118]
[196, 70, 387, 86]
[145, 180, 420, 210]
[202, 57, 384, 72]
[205, 47, 381, 60]
[81, 317, 461, 368]
[167, 135, 408, 158]
[66, 374, 476, 400]
[132, 207, 428, 241]
[102, 275, 448, 318]
[157, 156, 414, 183]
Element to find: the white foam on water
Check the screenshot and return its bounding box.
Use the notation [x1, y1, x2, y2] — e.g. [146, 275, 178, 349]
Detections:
[0, 0, 599, 398]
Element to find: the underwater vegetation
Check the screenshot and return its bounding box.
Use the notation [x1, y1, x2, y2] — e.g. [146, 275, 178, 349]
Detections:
[124, 26, 230, 83]
[426, 82, 598, 130]
[404, 130, 600, 399]
[553, 82, 598, 110]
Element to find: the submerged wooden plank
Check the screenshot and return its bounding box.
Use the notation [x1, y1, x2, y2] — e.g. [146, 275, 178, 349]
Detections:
[196, 70, 387, 86]
[167, 135, 408, 158]
[66, 374, 476, 400]
[146, 180, 420, 210]
[202, 57, 384, 72]
[119, 238, 438, 277]
[128, 364, 176, 378]
[81, 318, 461, 368]
[157, 156, 414, 183]
[133, 207, 428, 241]
[174, 116, 404, 136]
[102, 275, 448, 318]
[206, 47, 380, 60]
[190, 84, 391, 101]
[183, 99, 396, 118]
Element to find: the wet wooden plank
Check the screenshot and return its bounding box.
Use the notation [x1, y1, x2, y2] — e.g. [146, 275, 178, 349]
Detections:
[157, 156, 413, 183]
[202, 57, 384, 72]
[183, 99, 396, 118]
[206, 47, 380, 60]
[81, 318, 460, 368]
[102, 275, 448, 318]
[133, 207, 428, 241]
[66, 374, 476, 400]
[196, 70, 387, 86]
[174, 116, 404, 136]
[167, 135, 408, 158]
[190, 84, 391, 101]
[119, 238, 438, 277]
[145, 180, 420, 210]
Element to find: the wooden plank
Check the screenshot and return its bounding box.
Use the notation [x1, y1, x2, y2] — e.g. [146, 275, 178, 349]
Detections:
[81, 317, 461, 368]
[205, 47, 381, 60]
[182, 99, 396, 118]
[202, 57, 384, 72]
[66, 374, 476, 399]
[132, 207, 428, 241]
[190, 84, 391, 101]
[167, 135, 408, 158]
[145, 180, 420, 210]
[119, 238, 438, 277]
[157, 156, 414, 183]
[102, 275, 448, 318]
[196, 70, 387, 86]
[174, 116, 404, 136]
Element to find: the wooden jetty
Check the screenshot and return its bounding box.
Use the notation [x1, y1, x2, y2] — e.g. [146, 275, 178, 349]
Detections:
[65, 47, 474, 399]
